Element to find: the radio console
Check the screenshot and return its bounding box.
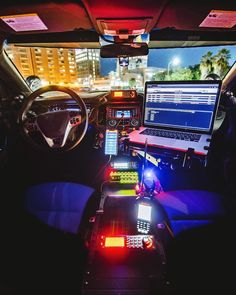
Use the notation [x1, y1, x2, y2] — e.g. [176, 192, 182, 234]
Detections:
[106, 106, 140, 129]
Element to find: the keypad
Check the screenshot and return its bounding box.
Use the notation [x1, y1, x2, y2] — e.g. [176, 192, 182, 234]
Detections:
[141, 128, 201, 142]
[137, 220, 150, 234]
[110, 171, 139, 184]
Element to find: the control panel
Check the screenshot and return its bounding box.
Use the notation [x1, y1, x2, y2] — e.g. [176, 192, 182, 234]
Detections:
[127, 235, 155, 249]
[106, 158, 140, 184]
[106, 105, 140, 129]
[109, 171, 139, 184]
[100, 235, 155, 250]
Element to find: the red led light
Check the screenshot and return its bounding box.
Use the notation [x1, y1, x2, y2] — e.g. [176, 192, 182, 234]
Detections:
[104, 167, 114, 180]
[104, 237, 125, 248]
[113, 91, 123, 98]
[135, 183, 140, 193]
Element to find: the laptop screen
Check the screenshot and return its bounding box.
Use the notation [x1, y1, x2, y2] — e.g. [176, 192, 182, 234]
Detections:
[143, 81, 221, 133]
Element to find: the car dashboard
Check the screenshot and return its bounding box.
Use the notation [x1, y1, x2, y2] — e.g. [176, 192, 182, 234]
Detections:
[29, 89, 143, 131]
[26, 86, 225, 163]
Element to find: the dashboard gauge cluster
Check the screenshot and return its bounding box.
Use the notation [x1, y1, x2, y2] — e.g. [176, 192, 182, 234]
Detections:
[48, 103, 91, 114]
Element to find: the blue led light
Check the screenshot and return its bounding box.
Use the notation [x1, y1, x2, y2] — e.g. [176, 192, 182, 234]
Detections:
[144, 169, 154, 178]
[143, 169, 156, 189]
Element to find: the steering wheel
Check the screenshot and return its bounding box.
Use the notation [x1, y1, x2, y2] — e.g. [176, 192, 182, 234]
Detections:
[18, 85, 88, 152]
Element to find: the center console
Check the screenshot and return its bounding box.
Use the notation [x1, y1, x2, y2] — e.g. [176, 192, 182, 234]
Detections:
[83, 85, 210, 293]
[106, 105, 141, 129]
[82, 157, 171, 295]
[104, 89, 142, 131]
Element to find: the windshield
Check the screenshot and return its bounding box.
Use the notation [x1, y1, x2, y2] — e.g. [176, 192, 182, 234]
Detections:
[5, 44, 236, 93]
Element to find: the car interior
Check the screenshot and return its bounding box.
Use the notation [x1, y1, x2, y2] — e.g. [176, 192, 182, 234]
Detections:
[0, 1, 236, 294]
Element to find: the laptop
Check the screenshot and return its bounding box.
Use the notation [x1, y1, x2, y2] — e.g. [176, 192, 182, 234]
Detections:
[128, 80, 221, 155]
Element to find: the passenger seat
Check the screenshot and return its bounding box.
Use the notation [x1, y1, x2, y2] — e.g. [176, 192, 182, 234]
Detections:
[25, 182, 95, 234]
[156, 190, 225, 236]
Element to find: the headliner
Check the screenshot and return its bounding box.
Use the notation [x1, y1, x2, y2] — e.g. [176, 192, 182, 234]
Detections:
[1, 0, 236, 46]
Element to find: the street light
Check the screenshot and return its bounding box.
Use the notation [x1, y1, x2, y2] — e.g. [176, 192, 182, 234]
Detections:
[167, 57, 181, 76]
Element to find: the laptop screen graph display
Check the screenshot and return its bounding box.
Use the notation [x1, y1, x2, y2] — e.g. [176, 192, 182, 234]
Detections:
[143, 81, 221, 133]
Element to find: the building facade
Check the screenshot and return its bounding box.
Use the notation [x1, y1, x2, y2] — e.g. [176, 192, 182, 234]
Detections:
[5, 45, 78, 85]
[75, 49, 100, 85]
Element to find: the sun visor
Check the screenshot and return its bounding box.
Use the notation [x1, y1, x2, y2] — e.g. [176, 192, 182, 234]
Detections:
[199, 10, 236, 29]
[0, 13, 47, 32]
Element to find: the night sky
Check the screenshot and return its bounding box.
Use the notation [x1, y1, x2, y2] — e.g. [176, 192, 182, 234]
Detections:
[100, 45, 236, 76]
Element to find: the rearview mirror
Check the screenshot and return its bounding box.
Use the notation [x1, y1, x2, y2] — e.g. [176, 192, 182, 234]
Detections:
[100, 43, 149, 58]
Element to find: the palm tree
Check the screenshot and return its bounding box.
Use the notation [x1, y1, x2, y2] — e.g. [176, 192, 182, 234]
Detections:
[200, 51, 214, 79]
[213, 49, 231, 78]
[129, 77, 136, 88]
[189, 64, 201, 80]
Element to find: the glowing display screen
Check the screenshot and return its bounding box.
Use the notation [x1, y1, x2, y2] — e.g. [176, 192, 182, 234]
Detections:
[105, 129, 118, 155]
[104, 237, 125, 247]
[137, 203, 152, 222]
[116, 110, 131, 118]
[113, 91, 123, 97]
[113, 162, 129, 169]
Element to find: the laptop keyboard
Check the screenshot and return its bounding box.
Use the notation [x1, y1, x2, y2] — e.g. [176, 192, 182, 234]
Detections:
[140, 128, 201, 142]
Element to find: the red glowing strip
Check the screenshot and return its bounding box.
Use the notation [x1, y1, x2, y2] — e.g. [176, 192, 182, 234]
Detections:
[104, 237, 125, 247]
[113, 91, 123, 98]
